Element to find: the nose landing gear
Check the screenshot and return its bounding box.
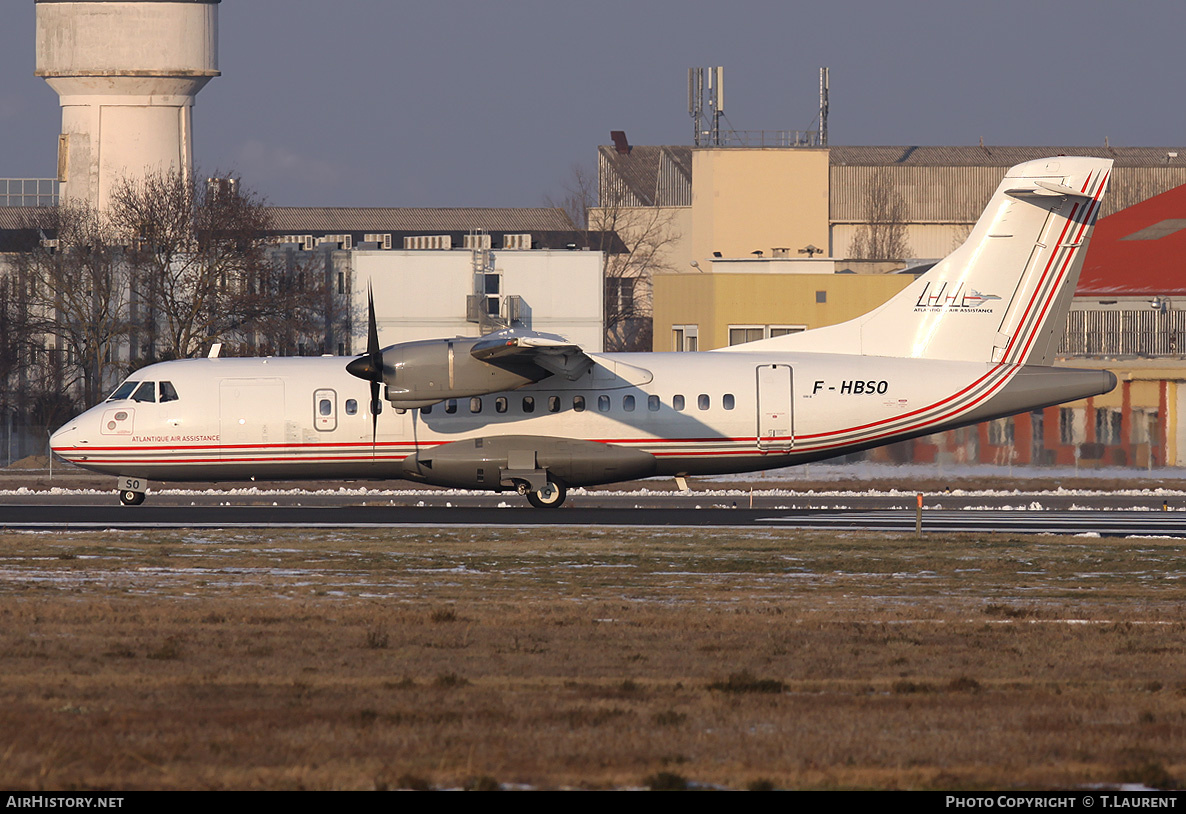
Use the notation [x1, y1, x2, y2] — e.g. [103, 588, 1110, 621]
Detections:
[120, 489, 146, 506]
[117, 476, 147, 506]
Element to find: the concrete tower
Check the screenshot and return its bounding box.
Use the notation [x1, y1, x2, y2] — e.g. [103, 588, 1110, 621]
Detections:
[35, 0, 220, 210]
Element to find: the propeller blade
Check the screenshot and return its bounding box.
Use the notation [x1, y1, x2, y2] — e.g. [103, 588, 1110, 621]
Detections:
[366, 283, 379, 358]
[370, 379, 380, 450]
[344, 282, 385, 449]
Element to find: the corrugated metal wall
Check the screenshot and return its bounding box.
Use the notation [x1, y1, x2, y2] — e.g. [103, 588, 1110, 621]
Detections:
[1059, 308, 1186, 357]
[830, 165, 1186, 224]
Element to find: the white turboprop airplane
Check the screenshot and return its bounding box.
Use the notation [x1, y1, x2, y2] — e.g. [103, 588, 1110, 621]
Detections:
[51, 156, 1116, 508]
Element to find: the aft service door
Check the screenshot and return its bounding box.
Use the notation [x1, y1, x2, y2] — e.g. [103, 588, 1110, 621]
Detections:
[756, 364, 793, 452]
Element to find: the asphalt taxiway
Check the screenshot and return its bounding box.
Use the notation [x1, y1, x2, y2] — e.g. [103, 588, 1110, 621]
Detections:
[4, 501, 1186, 536]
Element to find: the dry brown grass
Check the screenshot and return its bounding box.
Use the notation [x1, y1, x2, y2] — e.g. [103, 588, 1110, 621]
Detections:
[0, 527, 1183, 790]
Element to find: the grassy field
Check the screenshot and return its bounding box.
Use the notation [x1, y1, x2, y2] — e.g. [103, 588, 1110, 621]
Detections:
[0, 526, 1183, 790]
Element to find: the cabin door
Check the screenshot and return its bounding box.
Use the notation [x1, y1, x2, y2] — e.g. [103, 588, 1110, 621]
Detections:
[756, 364, 794, 452]
[219, 379, 285, 457]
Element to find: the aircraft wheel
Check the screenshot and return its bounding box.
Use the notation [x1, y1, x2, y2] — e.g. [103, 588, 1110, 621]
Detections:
[120, 490, 146, 506]
[526, 477, 566, 509]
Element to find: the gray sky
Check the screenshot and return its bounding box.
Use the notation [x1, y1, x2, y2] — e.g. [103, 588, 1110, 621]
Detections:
[3, 0, 1184, 208]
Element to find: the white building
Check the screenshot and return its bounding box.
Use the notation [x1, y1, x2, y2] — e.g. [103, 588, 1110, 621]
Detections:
[352, 245, 605, 352]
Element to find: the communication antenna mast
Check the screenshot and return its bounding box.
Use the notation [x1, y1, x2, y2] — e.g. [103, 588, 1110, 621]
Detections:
[708, 66, 724, 146]
[688, 66, 724, 146]
[688, 68, 704, 146]
[819, 67, 829, 147]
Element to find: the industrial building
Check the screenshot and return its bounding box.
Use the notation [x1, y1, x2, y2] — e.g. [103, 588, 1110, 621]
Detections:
[599, 139, 1186, 467]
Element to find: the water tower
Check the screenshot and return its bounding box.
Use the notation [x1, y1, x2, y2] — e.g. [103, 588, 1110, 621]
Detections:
[35, 0, 220, 210]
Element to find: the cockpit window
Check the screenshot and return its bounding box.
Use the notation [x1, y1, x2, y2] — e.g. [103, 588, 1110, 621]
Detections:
[107, 381, 139, 401]
[160, 381, 179, 402]
[131, 382, 156, 403]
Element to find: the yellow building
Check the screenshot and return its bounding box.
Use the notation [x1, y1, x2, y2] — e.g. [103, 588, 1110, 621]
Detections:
[640, 145, 903, 351]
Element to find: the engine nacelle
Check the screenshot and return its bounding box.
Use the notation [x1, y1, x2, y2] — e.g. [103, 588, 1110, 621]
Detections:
[381, 336, 540, 409]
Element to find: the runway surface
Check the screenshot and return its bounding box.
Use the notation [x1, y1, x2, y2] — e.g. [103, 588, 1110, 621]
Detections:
[5, 502, 1186, 536]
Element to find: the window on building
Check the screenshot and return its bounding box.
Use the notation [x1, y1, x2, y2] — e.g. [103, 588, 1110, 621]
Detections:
[672, 324, 698, 352]
[1096, 409, 1122, 445]
[729, 326, 765, 346]
[988, 417, 1014, 446]
[608, 277, 635, 317]
[1059, 407, 1080, 444]
[729, 325, 807, 345]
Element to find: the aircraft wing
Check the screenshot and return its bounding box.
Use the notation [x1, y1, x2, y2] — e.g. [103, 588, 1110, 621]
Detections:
[470, 329, 595, 381]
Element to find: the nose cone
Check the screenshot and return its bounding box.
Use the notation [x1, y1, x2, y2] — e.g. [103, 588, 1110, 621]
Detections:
[50, 418, 80, 456]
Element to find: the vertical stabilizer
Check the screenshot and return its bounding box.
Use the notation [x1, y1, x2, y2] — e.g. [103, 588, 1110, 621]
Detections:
[732, 156, 1111, 363]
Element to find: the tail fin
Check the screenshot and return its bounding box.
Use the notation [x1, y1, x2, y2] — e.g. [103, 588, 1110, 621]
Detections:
[735, 156, 1111, 364]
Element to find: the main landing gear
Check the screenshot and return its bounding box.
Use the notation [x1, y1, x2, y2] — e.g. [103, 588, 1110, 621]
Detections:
[522, 476, 567, 509]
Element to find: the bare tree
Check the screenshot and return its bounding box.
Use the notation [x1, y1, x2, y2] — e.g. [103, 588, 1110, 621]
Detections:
[848, 168, 911, 261]
[550, 162, 681, 351]
[15, 202, 131, 407]
[252, 245, 354, 357]
[107, 170, 297, 361]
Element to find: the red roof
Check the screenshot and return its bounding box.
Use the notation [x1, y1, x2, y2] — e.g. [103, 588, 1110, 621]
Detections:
[1078, 182, 1186, 295]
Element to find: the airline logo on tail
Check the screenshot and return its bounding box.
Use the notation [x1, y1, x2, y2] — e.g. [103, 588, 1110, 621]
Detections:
[913, 281, 1002, 313]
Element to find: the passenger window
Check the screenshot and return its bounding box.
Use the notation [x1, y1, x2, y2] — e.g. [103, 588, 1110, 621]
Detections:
[445, 399, 457, 414]
[598, 395, 610, 412]
[698, 394, 710, 410]
[648, 395, 660, 412]
[159, 381, 179, 402]
[673, 394, 685, 411]
[470, 397, 482, 414]
[522, 396, 535, 413]
[495, 397, 508, 414]
[346, 399, 358, 415]
[573, 396, 586, 412]
[623, 395, 635, 412]
[319, 399, 332, 416]
[132, 382, 156, 403]
[723, 394, 735, 410]
[548, 396, 561, 413]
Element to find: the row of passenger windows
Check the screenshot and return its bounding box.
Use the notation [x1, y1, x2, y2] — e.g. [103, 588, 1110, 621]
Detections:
[421, 393, 736, 416]
[107, 380, 180, 404]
